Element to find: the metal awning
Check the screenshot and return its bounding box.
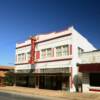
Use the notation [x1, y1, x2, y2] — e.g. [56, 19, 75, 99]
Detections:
[78, 63, 100, 73]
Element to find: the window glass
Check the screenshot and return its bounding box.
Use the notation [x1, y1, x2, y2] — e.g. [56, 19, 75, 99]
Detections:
[78, 47, 84, 55]
[41, 49, 46, 58]
[27, 52, 30, 60]
[56, 46, 62, 57]
[47, 48, 52, 57]
[22, 53, 24, 61]
[18, 54, 21, 62]
[62, 45, 68, 56]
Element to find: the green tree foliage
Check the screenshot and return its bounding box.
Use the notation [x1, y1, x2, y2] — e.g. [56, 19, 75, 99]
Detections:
[4, 71, 15, 86]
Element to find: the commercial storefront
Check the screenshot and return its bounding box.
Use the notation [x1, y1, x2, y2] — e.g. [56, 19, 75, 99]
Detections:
[15, 73, 35, 87]
[79, 50, 100, 92]
[15, 26, 96, 92]
[34, 67, 70, 90]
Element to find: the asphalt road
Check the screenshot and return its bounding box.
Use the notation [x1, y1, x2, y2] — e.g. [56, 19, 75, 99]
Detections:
[0, 91, 66, 100]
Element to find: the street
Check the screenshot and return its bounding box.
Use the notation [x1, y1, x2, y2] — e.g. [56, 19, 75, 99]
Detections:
[0, 91, 66, 100]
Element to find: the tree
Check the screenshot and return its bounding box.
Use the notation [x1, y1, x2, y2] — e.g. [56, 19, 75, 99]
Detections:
[4, 71, 15, 86]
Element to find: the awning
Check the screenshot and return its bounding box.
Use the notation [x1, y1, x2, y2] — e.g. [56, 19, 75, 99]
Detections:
[78, 63, 100, 73]
[39, 68, 70, 73]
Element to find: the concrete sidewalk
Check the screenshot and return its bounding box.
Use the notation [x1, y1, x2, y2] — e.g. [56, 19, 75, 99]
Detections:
[0, 86, 100, 100]
[0, 86, 67, 97]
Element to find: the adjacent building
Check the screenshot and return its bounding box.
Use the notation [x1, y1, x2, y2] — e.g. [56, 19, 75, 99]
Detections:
[78, 50, 100, 92]
[15, 26, 96, 92]
[0, 66, 14, 86]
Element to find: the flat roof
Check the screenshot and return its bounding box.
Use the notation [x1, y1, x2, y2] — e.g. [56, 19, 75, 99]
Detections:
[0, 66, 14, 70]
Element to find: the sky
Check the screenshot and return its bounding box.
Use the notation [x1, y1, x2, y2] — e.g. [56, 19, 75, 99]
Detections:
[0, 0, 100, 66]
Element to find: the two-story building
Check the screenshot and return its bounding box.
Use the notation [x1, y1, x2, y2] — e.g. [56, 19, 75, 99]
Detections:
[15, 26, 96, 92]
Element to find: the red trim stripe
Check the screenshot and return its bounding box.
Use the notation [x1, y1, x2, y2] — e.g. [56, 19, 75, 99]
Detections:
[16, 34, 72, 49]
[70, 67, 73, 88]
[89, 88, 100, 92]
[36, 33, 72, 43]
[35, 58, 72, 63]
[15, 58, 72, 65]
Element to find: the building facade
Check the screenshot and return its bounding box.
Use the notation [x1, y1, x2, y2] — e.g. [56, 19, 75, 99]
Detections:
[79, 50, 100, 92]
[15, 26, 96, 92]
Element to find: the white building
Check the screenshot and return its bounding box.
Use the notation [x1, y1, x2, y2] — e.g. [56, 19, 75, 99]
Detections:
[15, 26, 96, 92]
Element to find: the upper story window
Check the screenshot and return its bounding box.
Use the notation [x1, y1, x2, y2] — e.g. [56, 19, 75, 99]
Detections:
[22, 53, 25, 61]
[47, 48, 52, 57]
[62, 45, 68, 56]
[17, 53, 26, 62]
[27, 52, 30, 60]
[18, 54, 21, 62]
[41, 48, 53, 58]
[56, 46, 62, 57]
[78, 47, 84, 56]
[41, 49, 46, 58]
[56, 45, 69, 57]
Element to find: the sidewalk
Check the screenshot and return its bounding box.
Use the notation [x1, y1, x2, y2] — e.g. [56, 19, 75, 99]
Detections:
[0, 86, 67, 97]
[0, 86, 100, 100]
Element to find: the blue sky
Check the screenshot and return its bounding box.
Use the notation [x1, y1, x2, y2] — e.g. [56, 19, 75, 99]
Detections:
[0, 0, 100, 65]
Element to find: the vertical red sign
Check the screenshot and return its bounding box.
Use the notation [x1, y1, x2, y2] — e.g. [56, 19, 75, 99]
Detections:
[29, 37, 35, 64]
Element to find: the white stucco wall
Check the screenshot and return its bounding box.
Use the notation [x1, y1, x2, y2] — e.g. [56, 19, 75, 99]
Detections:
[80, 50, 100, 64]
[15, 64, 31, 70]
[35, 35, 72, 62]
[15, 26, 96, 92]
[35, 27, 72, 43]
[15, 40, 31, 72]
[69, 27, 96, 92]
[82, 73, 90, 92]
[16, 39, 31, 48]
[16, 46, 31, 63]
[35, 35, 72, 51]
[35, 60, 72, 69]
